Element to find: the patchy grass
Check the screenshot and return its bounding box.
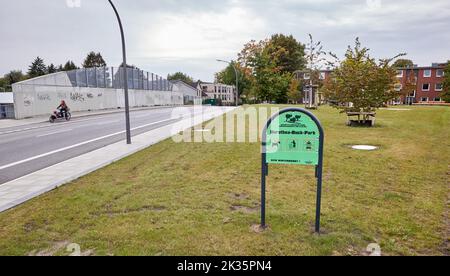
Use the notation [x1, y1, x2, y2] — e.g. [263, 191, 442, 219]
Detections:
[0, 105, 448, 256]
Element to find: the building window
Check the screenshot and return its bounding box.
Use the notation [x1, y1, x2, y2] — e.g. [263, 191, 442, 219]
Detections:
[422, 83, 430, 91]
[319, 72, 326, 80]
[434, 98, 441, 102]
[436, 69, 444, 77]
[394, 84, 402, 91]
[421, 97, 428, 102]
[396, 70, 403, 78]
[435, 83, 443, 91]
[423, 70, 432, 78]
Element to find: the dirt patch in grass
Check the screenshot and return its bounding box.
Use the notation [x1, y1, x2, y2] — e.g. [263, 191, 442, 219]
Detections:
[250, 224, 268, 233]
[230, 205, 259, 214]
[229, 193, 250, 200]
[91, 205, 167, 217]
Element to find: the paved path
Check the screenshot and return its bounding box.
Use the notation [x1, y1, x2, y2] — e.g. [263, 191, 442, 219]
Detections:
[0, 106, 236, 212]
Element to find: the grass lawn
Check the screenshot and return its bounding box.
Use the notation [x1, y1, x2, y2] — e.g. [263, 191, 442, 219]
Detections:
[0, 105, 448, 256]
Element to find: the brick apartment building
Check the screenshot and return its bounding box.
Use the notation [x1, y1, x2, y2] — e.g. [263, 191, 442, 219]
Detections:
[295, 62, 447, 105]
[395, 63, 446, 104]
[293, 69, 332, 104]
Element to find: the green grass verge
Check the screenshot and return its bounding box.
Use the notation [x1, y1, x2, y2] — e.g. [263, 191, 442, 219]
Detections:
[0, 105, 448, 256]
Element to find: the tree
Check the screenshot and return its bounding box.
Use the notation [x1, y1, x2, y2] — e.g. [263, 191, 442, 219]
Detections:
[287, 78, 301, 104]
[265, 34, 306, 73]
[253, 49, 292, 103]
[303, 34, 327, 108]
[215, 62, 253, 101]
[323, 38, 405, 114]
[442, 61, 450, 103]
[0, 77, 7, 91]
[4, 70, 25, 85]
[167, 72, 194, 84]
[0, 70, 25, 92]
[47, 64, 57, 74]
[399, 69, 417, 104]
[62, 61, 78, 71]
[237, 39, 268, 70]
[234, 36, 305, 103]
[28, 57, 47, 78]
[228, 34, 307, 104]
[392, 59, 414, 68]
[82, 52, 107, 68]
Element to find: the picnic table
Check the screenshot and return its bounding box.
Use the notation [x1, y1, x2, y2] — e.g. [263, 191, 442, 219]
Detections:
[346, 112, 376, 127]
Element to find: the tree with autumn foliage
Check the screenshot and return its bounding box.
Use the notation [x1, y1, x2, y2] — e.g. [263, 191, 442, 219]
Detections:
[322, 38, 405, 113]
[442, 61, 450, 103]
[215, 61, 253, 102]
[226, 34, 305, 103]
[399, 68, 417, 104]
[287, 78, 301, 104]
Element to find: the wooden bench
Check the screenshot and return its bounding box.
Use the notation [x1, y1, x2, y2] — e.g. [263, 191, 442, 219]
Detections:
[346, 112, 376, 127]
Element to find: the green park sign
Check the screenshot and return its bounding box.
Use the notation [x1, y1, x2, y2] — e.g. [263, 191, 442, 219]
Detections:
[261, 108, 325, 233]
[265, 109, 321, 166]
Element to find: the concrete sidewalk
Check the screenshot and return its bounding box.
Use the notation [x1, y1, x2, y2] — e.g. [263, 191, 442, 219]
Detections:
[0, 105, 176, 130]
[0, 107, 236, 213]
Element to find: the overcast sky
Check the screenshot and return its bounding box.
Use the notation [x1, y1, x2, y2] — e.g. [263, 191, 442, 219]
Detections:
[1, 0, 449, 81]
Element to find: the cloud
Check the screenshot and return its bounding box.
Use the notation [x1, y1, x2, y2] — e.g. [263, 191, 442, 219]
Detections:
[135, 7, 265, 59]
[0, 0, 449, 81]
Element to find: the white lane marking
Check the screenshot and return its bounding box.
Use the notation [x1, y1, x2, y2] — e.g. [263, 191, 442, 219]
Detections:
[0, 117, 178, 171]
[0, 117, 101, 135]
[36, 129, 74, 138]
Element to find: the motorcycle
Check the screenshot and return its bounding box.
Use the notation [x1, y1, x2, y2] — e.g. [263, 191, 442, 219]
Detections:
[49, 109, 71, 123]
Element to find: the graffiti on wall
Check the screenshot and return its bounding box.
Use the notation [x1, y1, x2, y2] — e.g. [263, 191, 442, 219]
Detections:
[70, 92, 85, 102]
[37, 93, 51, 101]
[87, 93, 94, 99]
[23, 96, 33, 107]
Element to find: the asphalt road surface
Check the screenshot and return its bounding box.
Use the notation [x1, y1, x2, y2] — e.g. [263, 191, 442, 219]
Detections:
[0, 106, 211, 185]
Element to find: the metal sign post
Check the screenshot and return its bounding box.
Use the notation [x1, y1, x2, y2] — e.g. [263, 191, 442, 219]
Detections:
[261, 108, 325, 233]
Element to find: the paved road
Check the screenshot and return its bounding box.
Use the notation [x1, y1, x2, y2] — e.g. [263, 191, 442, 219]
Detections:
[0, 106, 208, 185]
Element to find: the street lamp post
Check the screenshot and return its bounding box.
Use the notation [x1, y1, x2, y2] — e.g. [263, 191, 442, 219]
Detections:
[217, 59, 239, 107]
[108, 0, 132, 144]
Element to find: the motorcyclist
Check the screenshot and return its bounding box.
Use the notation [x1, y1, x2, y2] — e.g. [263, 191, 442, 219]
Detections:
[57, 100, 69, 118]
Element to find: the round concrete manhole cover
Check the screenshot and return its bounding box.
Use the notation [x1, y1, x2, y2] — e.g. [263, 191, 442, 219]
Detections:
[351, 145, 379, 151]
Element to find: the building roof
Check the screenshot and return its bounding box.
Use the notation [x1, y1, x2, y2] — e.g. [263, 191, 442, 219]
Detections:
[171, 80, 202, 89]
[0, 92, 14, 104]
[199, 81, 235, 87]
[397, 63, 447, 70]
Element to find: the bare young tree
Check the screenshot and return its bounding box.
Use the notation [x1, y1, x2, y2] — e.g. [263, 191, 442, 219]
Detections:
[304, 34, 327, 108]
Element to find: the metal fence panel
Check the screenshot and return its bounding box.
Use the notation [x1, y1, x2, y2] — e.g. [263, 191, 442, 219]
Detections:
[64, 67, 171, 91]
